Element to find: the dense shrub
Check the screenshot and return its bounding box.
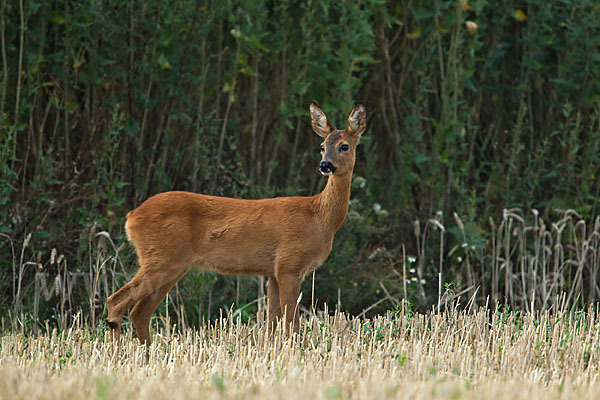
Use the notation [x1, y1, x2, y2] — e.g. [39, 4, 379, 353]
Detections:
[1, 0, 599, 325]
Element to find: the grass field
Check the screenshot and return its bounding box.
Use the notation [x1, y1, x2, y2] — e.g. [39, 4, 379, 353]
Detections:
[1, 306, 600, 399]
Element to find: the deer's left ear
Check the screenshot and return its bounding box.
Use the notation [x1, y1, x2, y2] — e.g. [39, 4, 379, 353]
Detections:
[346, 103, 366, 137]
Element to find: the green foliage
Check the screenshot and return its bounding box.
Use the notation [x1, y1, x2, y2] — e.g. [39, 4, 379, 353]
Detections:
[0, 0, 599, 323]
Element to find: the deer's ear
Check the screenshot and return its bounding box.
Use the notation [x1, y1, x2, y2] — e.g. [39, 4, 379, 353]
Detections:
[310, 102, 335, 138]
[346, 103, 366, 137]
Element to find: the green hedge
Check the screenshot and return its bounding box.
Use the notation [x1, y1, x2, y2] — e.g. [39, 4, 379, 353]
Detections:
[1, 0, 599, 326]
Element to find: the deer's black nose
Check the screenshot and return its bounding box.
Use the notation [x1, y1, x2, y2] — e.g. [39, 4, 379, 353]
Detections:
[319, 161, 336, 175]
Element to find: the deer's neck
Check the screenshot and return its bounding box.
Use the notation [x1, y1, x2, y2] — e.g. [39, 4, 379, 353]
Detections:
[317, 172, 352, 234]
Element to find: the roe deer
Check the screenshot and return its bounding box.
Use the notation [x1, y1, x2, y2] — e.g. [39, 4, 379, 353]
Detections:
[106, 102, 367, 345]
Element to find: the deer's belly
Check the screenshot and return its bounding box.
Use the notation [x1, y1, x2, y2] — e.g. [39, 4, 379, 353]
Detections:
[194, 238, 276, 276]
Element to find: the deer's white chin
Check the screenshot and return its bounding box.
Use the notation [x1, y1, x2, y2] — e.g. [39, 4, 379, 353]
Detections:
[320, 171, 333, 176]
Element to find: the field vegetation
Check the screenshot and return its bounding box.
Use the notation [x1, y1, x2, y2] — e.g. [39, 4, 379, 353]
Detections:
[1, 0, 599, 321]
[2, 305, 600, 399]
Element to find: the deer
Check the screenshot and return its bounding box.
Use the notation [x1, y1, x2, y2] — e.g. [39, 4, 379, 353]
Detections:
[106, 102, 367, 345]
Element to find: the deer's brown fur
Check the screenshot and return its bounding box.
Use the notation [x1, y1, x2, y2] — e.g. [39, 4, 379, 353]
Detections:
[106, 103, 367, 345]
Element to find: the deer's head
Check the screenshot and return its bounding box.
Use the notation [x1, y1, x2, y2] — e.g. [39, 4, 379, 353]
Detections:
[310, 103, 366, 176]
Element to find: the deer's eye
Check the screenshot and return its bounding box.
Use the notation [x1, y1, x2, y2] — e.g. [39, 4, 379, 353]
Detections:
[340, 144, 349, 151]
[320, 145, 325, 152]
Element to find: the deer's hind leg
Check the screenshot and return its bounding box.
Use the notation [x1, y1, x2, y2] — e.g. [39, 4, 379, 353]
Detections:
[130, 267, 189, 346]
[107, 263, 171, 342]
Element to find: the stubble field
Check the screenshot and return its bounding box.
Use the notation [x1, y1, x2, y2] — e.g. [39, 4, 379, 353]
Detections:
[1, 306, 600, 400]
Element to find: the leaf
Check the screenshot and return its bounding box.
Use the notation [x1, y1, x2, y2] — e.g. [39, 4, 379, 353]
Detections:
[156, 54, 172, 69]
[413, 152, 430, 163]
[487, 42, 512, 70]
[239, 66, 255, 76]
[464, 76, 478, 92]
[247, 35, 269, 52]
[292, 107, 307, 117]
[279, 101, 288, 116]
[464, 21, 477, 35]
[542, 171, 557, 180]
[393, 4, 404, 17]
[406, 28, 421, 39]
[65, 101, 78, 114]
[51, 12, 66, 25]
[513, 9, 527, 22]
[73, 58, 84, 70]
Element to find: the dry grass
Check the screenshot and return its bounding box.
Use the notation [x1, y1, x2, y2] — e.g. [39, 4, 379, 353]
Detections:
[2, 305, 600, 399]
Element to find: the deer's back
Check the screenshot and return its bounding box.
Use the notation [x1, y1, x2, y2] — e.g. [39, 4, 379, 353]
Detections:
[125, 191, 331, 277]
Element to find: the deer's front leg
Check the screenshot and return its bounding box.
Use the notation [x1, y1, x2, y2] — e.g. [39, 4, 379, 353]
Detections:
[276, 272, 301, 335]
[267, 276, 282, 333]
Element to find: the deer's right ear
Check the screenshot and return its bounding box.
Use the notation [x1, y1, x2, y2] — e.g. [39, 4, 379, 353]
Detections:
[310, 102, 335, 138]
